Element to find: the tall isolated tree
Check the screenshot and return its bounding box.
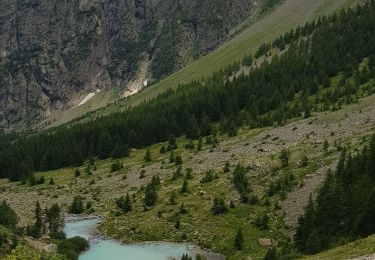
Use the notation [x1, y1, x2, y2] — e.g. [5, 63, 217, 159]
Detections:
[234, 228, 244, 250]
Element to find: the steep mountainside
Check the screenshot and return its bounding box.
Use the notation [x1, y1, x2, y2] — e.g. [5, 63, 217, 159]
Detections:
[0, 0, 255, 131]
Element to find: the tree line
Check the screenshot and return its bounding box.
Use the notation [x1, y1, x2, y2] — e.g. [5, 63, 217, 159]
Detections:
[1, 1, 375, 181]
[295, 135, 375, 254]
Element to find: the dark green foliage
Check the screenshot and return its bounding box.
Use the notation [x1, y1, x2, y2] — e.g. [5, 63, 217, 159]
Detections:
[179, 203, 188, 214]
[167, 135, 178, 151]
[111, 161, 123, 173]
[172, 166, 183, 180]
[160, 145, 166, 154]
[180, 179, 189, 193]
[45, 204, 61, 233]
[211, 197, 228, 215]
[112, 144, 130, 159]
[223, 161, 231, 173]
[295, 134, 375, 254]
[169, 191, 177, 205]
[175, 218, 181, 229]
[185, 140, 195, 150]
[144, 149, 152, 162]
[69, 196, 85, 214]
[300, 155, 309, 167]
[242, 53, 253, 66]
[116, 193, 132, 213]
[260, 0, 283, 15]
[232, 164, 252, 203]
[181, 253, 192, 260]
[151, 175, 161, 186]
[139, 169, 146, 179]
[27, 201, 43, 238]
[267, 172, 295, 197]
[200, 170, 217, 183]
[169, 152, 175, 163]
[1, 2, 375, 181]
[197, 138, 202, 151]
[50, 231, 66, 240]
[255, 214, 270, 230]
[174, 155, 183, 165]
[0, 201, 17, 228]
[74, 169, 81, 178]
[0, 232, 7, 247]
[57, 236, 89, 260]
[26, 173, 45, 186]
[97, 131, 112, 159]
[195, 255, 205, 260]
[185, 168, 193, 179]
[234, 228, 244, 250]
[144, 181, 158, 207]
[279, 148, 290, 168]
[264, 247, 278, 260]
[49, 178, 55, 185]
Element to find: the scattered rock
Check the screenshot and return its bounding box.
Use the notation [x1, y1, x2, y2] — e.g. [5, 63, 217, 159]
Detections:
[258, 238, 275, 247]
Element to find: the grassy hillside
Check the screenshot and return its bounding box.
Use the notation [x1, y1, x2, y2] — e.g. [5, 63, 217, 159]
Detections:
[43, 0, 363, 128]
[2, 91, 375, 258]
[1, 1, 373, 258]
[303, 235, 375, 260]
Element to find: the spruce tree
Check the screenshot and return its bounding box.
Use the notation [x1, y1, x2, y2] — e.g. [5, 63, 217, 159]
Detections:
[234, 228, 244, 250]
[117, 193, 133, 213]
[180, 179, 188, 193]
[144, 149, 151, 162]
[31, 201, 43, 238]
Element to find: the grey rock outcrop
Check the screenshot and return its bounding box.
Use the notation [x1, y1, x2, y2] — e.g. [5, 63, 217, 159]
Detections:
[0, 0, 254, 131]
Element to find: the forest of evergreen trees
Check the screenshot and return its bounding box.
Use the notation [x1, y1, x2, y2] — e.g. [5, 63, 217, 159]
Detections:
[0, 1, 375, 181]
[295, 135, 375, 254]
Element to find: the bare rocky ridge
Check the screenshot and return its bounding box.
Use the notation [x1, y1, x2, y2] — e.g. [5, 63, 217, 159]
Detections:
[0, 0, 255, 131]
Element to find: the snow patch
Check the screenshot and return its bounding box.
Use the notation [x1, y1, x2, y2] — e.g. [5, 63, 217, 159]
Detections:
[78, 89, 101, 107]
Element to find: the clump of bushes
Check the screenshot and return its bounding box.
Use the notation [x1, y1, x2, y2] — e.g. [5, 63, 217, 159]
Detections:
[57, 236, 89, 260]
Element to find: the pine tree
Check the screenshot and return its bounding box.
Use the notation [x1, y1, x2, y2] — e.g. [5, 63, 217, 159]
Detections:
[181, 253, 192, 260]
[45, 204, 61, 234]
[74, 169, 81, 177]
[30, 201, 43, 238]
[264, 247, 278, 260]
[279, 148, 290, 168]
[144, 149, 151, 162]
[175, 218, 181, 229]
[180, 179, 188, 193]
[144, 183, 157, 207]
[211, 197, 228, 215]
[69, 196, 85, 214]
[223, 161, 231, 173]
[234, 228, 244, 250]
[117, 193, 133, 213]
[169, 191, 177, 205]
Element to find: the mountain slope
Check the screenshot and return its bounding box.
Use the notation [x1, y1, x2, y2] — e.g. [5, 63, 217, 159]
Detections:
[42, 0, 363, 129]
[0, 0, 256, 131]
[0, 1, 375, 259]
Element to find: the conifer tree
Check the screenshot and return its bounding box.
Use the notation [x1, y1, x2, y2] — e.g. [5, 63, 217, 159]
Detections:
[234, 228, 244, 250]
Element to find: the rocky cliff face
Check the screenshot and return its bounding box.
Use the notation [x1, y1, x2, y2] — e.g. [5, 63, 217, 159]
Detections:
[0, 0, 254, 131]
